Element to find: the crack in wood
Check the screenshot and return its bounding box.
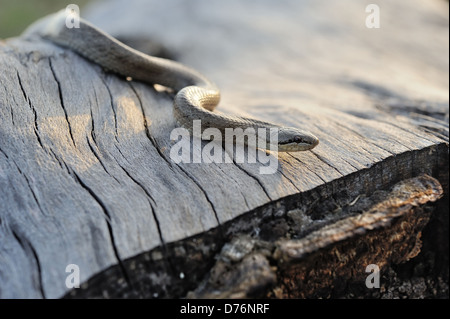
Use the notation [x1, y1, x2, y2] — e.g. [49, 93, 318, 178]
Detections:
[380, 118, 445, 144]
[10, 159, 44, 214]
[308, 122, 376, 167]
[113, 144, 132, 165]
[279, 168, 301, 192]
[231, 159, 272, 201]
[98, 75, 119, 142]
[127, 83, 175, 167]
[176, 163, 222, 225]
[331, 119, 418, 158]
[85, 135, 121, 185]
[108, 149, 164, 245]
[48, 58, 76, 148]
[422, 127, 448, 142]
[0, 146, 9, 159]
[4, 83, 16, 126]
[330, 121, 396, 159]
[47, 148, 71, 174]
[69, 170, 132, 289]
[287, 154, 327, 184]
[16, 70, 45, 150]
[11, 230, 46, 298]
[127, 82, 223, 226]
[87, 107, 123, 185]
[310, 151, 345, 177]
[215, 164, 251, 211]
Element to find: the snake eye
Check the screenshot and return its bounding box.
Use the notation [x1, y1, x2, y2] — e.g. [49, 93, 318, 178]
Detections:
[294, 135, 304, 143]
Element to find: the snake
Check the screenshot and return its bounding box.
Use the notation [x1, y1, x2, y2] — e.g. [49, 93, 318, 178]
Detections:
[23, 10, 319, 152]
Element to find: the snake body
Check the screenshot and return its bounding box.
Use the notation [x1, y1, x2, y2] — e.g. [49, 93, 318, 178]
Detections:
[23, 10, 319, 152]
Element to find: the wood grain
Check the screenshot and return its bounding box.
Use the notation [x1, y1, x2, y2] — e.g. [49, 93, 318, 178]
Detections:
[0, 0, 448, 298]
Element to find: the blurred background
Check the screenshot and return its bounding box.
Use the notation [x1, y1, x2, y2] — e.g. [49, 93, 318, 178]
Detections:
[0, 0, 91, 38]
[1, 0, 447, 113]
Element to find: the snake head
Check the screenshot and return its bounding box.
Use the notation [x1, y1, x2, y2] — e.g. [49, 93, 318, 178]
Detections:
[272, 127, 319, 152]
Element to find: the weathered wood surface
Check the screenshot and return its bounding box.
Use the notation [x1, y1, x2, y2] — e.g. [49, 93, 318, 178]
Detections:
[0, 0, 448, 298]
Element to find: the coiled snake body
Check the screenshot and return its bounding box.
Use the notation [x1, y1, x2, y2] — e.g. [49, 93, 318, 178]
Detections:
[23, 10, 319, 152]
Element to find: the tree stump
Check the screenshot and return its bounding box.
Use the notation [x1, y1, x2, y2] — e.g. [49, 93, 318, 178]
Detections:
[0, 0, 448, 298]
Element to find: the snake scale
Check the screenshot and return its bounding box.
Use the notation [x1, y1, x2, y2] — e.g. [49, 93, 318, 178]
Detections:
[23, 10, 319, 152]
